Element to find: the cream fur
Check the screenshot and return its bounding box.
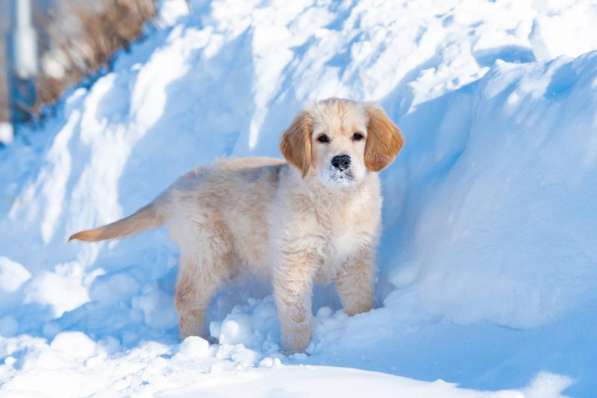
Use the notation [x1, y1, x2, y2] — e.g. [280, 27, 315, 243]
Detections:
[70, 98, 403, 353]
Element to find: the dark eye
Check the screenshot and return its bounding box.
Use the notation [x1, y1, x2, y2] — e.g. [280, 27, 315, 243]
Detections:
[317, 134, 330, 143]
[352, 132, 365, 141]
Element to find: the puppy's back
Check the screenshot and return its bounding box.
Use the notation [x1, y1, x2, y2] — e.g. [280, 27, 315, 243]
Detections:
[164, 157, 288, 272]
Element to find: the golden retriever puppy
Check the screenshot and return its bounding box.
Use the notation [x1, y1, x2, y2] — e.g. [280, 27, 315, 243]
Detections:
[70, 98, 404, 353]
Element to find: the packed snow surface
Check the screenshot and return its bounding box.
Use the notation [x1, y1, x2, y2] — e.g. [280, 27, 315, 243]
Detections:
[1, 0, 597, 396]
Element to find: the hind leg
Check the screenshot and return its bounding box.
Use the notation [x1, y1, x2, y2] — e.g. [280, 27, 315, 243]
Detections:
[174, 223, 233, 338]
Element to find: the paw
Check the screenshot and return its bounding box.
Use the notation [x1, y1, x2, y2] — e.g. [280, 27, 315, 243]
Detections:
[281, 324, 312, 353]
[344, 299, 373, 316]
[179, 310, 205, 338]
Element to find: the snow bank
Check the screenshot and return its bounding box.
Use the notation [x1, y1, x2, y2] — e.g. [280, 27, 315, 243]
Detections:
[0, 332, 571, 398]
[388, 52, 597, 328]
[1, 0, 596, 396]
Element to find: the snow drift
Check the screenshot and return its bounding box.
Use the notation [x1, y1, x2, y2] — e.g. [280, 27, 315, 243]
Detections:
[1, 0, 596, 396]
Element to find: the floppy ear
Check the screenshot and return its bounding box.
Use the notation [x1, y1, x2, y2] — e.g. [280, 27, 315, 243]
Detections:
[280, 111, 313, 177]
[364, 105, 404, 172]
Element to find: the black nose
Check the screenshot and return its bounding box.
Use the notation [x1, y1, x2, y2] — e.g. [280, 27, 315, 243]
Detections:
[331, 154, 351, 171]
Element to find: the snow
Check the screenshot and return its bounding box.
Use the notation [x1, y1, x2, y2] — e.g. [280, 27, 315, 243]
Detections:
[0, 123, 13, 145]
[0, 257, 30, 296]
[50, 331, 97, 360]
[0, 335, 547, 398]
[1, 0, 596, 396]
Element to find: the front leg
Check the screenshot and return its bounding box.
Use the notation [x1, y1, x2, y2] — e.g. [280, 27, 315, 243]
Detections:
[273, 249, 319, 353]
[336, 246, 375, 316]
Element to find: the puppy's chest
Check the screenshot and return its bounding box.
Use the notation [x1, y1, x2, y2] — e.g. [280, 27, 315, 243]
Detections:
[330, 229, 365, 261]
[316, 208, 375, 279]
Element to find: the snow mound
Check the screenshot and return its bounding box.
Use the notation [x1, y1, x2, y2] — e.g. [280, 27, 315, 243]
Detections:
[1, 0, 596, 396]
[390, 52, 597, 329]
[0, 334, 572, 398]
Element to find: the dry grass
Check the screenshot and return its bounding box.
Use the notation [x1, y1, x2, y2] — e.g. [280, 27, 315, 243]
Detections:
[33, 0, 156, 115]
[3, 0, 156, 121]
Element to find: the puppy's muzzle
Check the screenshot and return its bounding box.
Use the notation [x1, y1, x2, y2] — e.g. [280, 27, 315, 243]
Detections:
[331, 154, 351, 171]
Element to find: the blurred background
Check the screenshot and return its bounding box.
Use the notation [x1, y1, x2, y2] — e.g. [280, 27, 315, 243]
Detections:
[0, 0, 155, 144]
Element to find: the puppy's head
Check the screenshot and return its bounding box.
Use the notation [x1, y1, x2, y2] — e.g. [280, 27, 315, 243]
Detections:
[280, 98, 403, 187]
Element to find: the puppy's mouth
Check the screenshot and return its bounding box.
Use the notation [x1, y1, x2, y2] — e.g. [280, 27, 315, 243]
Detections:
[326, 167, 354, 185]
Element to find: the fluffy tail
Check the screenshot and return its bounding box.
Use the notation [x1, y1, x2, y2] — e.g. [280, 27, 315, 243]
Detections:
[68, 204, 163, 242]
